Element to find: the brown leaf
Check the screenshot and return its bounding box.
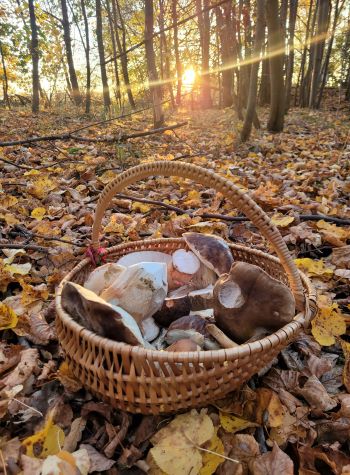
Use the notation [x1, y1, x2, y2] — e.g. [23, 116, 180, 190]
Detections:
[20, 454, 43, 475]
[316, 418, 350, 444]
[331, 245, 350, 268]
[80, 443, 116, 472]
[306, 354, 333, 378]
[0, 343, 23, 376]
[250, 442, 293, 475]
[297, 375, 337, 412]
[0, 348, 39, 391]
[63, 417, 87, 453]
[298, 444, 350, 475]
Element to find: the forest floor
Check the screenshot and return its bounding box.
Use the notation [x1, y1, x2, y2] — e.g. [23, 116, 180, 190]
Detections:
[0, 102, 350, 474]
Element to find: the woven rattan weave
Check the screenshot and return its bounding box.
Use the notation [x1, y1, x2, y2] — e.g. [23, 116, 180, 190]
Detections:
[56, 161, 317, 414]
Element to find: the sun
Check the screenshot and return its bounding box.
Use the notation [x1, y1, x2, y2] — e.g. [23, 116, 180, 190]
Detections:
[182, 67, 196, 89]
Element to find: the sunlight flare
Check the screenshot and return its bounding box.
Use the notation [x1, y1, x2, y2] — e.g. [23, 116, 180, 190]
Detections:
[182, 67, 196, 90]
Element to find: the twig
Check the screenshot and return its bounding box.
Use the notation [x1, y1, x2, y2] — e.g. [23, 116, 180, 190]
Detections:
[0, 155, 32, 170]
[0, 243, 49, 252]
[0, 449, 7, 475]
[109, 194, 350, 226]
[69, 122, 187, 143]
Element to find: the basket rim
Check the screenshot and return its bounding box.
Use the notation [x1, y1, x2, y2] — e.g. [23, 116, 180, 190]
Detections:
[55, 238, 316, 364]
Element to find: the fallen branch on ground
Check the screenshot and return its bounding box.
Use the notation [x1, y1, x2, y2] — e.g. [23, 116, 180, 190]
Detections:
[0, 243, 49, 252]
[0, 122, 187, 147]
[110, 193, 350, 226]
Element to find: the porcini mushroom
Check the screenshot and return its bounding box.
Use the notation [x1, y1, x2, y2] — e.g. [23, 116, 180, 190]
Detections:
[165, 339, 201, 352]
[184, 232, 234, 276]
[84, 263, 126, 295]
[213, 261, 296, 343]
[169, 249, 201, 289]
[153, 286, 191, 327]
[61, 282, 151, 347]
[165, 314, 220, 350]
[100, 262, 167, 341]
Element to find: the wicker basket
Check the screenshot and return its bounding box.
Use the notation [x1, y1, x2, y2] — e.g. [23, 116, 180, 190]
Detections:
[55, 161, 317, 415]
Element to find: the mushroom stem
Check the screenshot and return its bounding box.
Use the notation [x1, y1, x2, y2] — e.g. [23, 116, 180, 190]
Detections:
[205, 324, 239, 349]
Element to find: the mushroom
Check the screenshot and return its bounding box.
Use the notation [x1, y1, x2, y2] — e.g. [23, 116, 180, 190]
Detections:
[165, 314, 220, 350]
[169, 249, 201, 289]
[188, 285, 214, 310]
[165, 339, 201, 352]
[184, 232, 234, 276]
[84, 263, 126, 295]
[116, 251, 172, 269]
[153, 286, 191, 327]
[61, 282, 151, 347]
[101, 261, 167, 317]
[100, 262, 167, 341]
[213, 261, 296, 343]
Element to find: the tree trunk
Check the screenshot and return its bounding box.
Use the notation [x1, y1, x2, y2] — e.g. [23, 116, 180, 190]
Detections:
[159, 0, 175, 107]
[299, 0, 316, 106]
[28, 0, 40, 113]
[106, 0, 121, 107]
[316, 0, 342, 108]
[309, 0, 331, 108]
[113, 0, 136, 109]
[285, 0, 298, 111]
[217, 4, 234, 107]
[80, 0, 91, 113]
[266, 0, 285, 132]
[172, 0, 182, 105]
[196, 0, 212, 108]
[241, 0, 265, 141]
[96, 0, 111, 111]
[145, 0, 164, 127]
[0, 43, 10, 109]
[259, 47, 271, 105]
[61, 0, 82, 106]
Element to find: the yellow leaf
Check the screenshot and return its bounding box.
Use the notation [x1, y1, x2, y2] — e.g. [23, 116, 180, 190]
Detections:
[150, 410, 214, 475]
[256, 388, 285, 428]
[57, 361, 83, 392]
[0, 213, 20, 225]
[99, 170, 115, 184]
[104, 215, 126, 234]
[131, 201, 151, 213]
[219, 412, 257, 433]
[4, 262, 31, 276]
[31, 207, 46, 221]
[184, 190, 201, 207]
[28, 177, 57, 199]
[311, 299, 346, 346]
[0, 195, 18, 208]
[294, 258, 333, 278]
[22, 410, 65, 458]
[20, 280, 49, 307]
[0, 303, 18, 330]
[316, 220, 350, 245]
[199, 433, 225, 475]
[271, 213, 295, 228]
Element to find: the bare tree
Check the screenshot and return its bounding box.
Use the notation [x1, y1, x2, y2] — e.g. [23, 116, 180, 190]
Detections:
[266, 0, 285, 132]
[196, 0, 212, 108]
[60, 0, 82, 106]
[105, 0, 121, 107]
[172, 0, 182, 105]
[145, 0, 164, 127]
[28, 0, 40, 112]
[112, 0, 135, 109]
[241, 0, 265, 141]
[0, 42, 10, 109]
[80, 0, 91, 113]
[285, 0, 298, 111]
[96, 0, 111, 111]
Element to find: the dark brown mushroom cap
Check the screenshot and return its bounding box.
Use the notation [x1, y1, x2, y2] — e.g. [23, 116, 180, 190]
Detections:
[213, 261, 296, 343]
[61, 281, 146, 346]
[184, 232, 233, 276]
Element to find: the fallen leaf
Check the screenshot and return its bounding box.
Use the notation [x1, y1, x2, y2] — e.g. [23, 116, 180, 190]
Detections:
[251, 442, 293, 475]
[219, 412, 258, 433]
[294, 258, 333, 278]
[311, 299, 346, 346]
[80, 444, 115, 472]
[0, 348, 39, 390]
[150, 409, 214, 475]
[0, 303, 18, 330]
[270, 213, 295, 228]
[199, 432, 225, 475]
[31, 207, 46, 221]
[22, 410, 65, 458]
[41, 449, 90, 475]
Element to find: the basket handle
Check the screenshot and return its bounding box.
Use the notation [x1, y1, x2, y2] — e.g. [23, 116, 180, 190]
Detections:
[92, 161, 306, 310]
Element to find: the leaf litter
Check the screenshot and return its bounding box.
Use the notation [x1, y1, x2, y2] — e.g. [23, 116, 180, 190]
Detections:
[0, 107, 350, 474]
